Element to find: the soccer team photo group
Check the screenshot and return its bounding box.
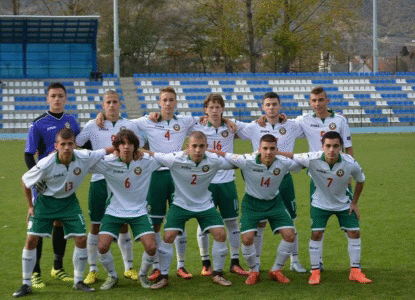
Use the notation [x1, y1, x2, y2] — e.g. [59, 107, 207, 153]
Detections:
[11, 83, 373, 298]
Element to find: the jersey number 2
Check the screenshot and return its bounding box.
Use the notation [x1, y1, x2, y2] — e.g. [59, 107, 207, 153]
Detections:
[191, 174, 197, 185]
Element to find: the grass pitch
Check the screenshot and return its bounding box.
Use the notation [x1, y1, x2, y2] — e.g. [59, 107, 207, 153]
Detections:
[0, 133, 414, 299]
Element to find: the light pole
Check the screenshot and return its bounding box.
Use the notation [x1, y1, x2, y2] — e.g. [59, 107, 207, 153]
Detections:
[373, 0, 378, 73]
[114, 0, 120, 76]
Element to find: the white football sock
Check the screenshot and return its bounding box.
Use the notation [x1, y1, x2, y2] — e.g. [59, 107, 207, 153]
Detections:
[309, 240, 323, 270]
[290, 231, 299, 263]
[87, 233, 99, 272]
[22, 248, 36, 286]
[139, 251, 155, 276]
[212, 240, 227, 272]
[347, 237, 361, 268]
[153, 231, 161, 270]
[254, 226, 265, 266]
[197, 225, 210, 261]
[272, 240, 294, 271]
[118, 231, 133, 271]
[241, 244, 259, 272]
[73, 246, 88, 283]
[158, 241, 174, 276]
[175, 230, 187, 269]
[225, 219, 240, 260]
[99, 250, 118, 278]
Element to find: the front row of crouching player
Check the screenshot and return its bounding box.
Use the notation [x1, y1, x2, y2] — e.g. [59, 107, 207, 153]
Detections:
[14, 129, 371, 297]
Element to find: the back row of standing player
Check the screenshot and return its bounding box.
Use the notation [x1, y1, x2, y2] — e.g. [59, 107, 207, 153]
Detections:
[14, 83, 370, 296]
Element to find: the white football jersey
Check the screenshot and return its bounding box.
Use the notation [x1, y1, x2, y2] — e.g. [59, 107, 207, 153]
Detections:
[132, 115, 197, 170]
[190, 120, 244, 183]
[153, 151, 233, 212]
[293, 151, 365, 211]
[224, 153, 302, 200]
[237, 119, 303, 152]
[90, 153, 161, 218]
[76, 118, 146, 182]
[22, 149, 106, 198]
[295, 112, 352, 152]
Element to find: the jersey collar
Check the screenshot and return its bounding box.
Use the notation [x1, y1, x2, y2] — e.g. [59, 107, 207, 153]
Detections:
[187, 154, 207, 167]
[157, 114, 177, 122]
[312, 109, 334, 118]
[207, 120, 225, 127]
[321, 153, 342, 165]
[55, 152, 76, 164]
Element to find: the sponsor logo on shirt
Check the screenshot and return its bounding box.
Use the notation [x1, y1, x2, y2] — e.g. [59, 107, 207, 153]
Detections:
[310, 124, 319, 127]
[99, 128, 109, 131]
[202, 165, 210, 172]
[181, 166, 191, 170]
[173, 124, 180, 131]
[134, 166, 142, 175]
[65, 122, 71, 129]
[329, 122, 337, 130]
[273, 168, 281, 176]
[221, 130, 229, 137]
[316, 169, 326, 173]
[73, 167, 82, 175]
[53, 173, 65, 178]
[47, 126, 57, 131]
[260, 130, 270, 133]
[253, 169, 264, 173]
[113, 170, 125, 173]
[347, 136, 351, 140]
[155, 125, 165, 129]
[279, 128, 286, 135]
[336, 169, 344, 177]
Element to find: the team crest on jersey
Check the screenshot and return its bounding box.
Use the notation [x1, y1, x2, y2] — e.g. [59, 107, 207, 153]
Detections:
[279, 127, 286, 135]
[173, 124, 180, 131]
[202, 165, 210, 172]
[273, 168, 281, 176]
[120, 126, 126, 131]
[221, 130, 229, 137]
[65, 122, 70, 129]
[73, 167, 82, 176]
[134, 166, 142, 175]
[336, 169, 344, 177]
[329, 122, 337, 130]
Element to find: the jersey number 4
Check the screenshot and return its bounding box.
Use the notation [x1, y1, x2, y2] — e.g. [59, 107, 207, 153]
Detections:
[165, 130, 171, 141]
[260, 177, 271, 187]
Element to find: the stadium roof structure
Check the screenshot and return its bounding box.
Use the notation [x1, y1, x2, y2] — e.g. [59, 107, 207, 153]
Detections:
[0, 15, 99, 44]
[0, 15, 100, 78]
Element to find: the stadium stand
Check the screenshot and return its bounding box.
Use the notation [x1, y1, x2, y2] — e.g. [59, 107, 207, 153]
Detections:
[1, 72, 415, 133]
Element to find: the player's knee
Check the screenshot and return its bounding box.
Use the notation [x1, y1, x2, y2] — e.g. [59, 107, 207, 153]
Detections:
[146, 243, 157, 256]
[25, 235, 38, 250]
[164, 231, 177, 244]
[212, 229, 226, 242]
[283, 230, 295, 243]
[347, 230, 360, 239]
[242, 234, 254, 246]
[75, 236, 87, 248]
[311, 231, 324, 241]
[98, 241, 110, 254]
